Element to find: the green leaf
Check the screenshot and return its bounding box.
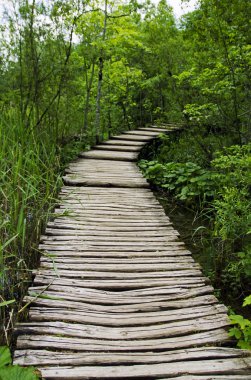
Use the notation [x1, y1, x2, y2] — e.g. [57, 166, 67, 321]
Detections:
[229, 314, 250, 329]
[0, 365, 41, 380]
[229, 327, 242, 339]
[0, 300, 15, 307]
[237, 340, 251, 350]
[243, 295, 251, 307]
[0, 347, 12, 368]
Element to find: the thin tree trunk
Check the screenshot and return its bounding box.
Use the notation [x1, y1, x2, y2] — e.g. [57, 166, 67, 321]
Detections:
[83, 60, 95, 133]
[95, 0, 108, 143]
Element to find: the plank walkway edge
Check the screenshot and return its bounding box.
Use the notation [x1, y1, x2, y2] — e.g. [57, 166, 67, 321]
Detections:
[13, 124, 251, 379]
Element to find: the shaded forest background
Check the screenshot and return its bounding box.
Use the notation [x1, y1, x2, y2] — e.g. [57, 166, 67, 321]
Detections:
[0, 0, 250, 347]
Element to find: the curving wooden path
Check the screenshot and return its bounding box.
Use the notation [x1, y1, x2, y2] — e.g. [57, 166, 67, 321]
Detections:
[14, 125, 251, 379]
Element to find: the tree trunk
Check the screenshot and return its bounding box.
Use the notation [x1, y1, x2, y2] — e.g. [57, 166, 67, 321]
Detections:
[94, 0, 108, 144]
[83, 60, 95, 133]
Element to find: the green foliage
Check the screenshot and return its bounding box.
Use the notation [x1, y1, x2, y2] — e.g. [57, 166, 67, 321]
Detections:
[155, 127, 229, 167]
[139, 160, 217, 203]
[229, 296, 251, 350]
[0, 346, 41, 380]
[140, 142, 251, 299]
[212, 144, 251, 188]
[0, 111, 62, 343]
[211, 145, 251, 259]
[213, 187, 250, 241]
[177, 0, 251, 141]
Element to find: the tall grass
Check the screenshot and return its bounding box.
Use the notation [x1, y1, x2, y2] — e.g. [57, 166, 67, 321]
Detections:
[0, 110, 63, 344]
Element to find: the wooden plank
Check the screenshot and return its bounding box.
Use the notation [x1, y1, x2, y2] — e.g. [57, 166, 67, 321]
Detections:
[125, 130, 162, 136]
[57, 199, 164, 206]
[63, 176, 149, 188]
[40, 256, 192, 264]
[40, 235, 179, 243]
[64, 171, 143, 177]
[44, 228, 179, 237]
[28, 285, 214, 305]
[46, 225, 176, 233]
[79, 150, 138, 161]
[14, 347, 251, 367]
[47, 223, 174, 231]
[39, 250, 192, 258]
[39, 261, 199, 271]
[22, 294, 220, 314]
[102, 139, 145, 146]
[16, 329, 229, 352]
[22, 356, 251, 379]
[94, 144, 141, 152]
[56, 202, 163, 209]
[16, 313, 229, 340]
[33, 275, 206, 290]
[112, 134, 154, 141]
[61, 185, 152, 191]
[138, 127, 169, 133]
[39, 241, 185, 249]
[28, 304, 227, 326]
[39, 262, 197, 272]
[34, 270, 202, 283]
[55, 208, 167, 217]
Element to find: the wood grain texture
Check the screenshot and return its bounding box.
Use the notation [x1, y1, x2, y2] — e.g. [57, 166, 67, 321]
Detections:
[15, 347, 251, 366]
[29, 357, 251, 379]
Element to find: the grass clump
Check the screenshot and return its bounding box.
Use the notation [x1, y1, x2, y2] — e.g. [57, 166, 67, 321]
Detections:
[0, 110, 65, 344]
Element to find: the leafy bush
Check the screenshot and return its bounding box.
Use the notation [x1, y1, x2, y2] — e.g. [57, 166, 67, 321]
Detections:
[229, 295, 251, 349]
[211, 144, 251, 189]
[139, 142, 251, 301]
[155, 127, 233, 167]
[139, 160, 217, 203]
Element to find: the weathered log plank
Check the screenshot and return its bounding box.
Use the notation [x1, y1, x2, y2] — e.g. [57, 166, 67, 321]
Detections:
[102, 139, 145, 146]
[33, 275, 206, 290]
[95, 144, 142, 152]
[27, 285, 214, 305]
[28, 304, 227, 326]
[22, 294, 220, 314]
[79, 150, 138, 161]
[16, 329, 229, 351]
[39, 262, 198, 272]
[14, 347, 251, 367]
[63, 176, 149, 188]
[112, 134, 155, 141]
[25, 357, 251, 379]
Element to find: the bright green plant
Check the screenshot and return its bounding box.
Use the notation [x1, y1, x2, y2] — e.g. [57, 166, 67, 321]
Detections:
[229, 295, 251, 349]
[0, 346, 41, 379]
[212, 144, 251, 189]
[140, 142, 251, 300]
[213, 187, 250, 242]
[139, 160, 217, 203]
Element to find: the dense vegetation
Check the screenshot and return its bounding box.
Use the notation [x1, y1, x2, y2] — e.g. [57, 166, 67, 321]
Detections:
[0, 0, 250, 359]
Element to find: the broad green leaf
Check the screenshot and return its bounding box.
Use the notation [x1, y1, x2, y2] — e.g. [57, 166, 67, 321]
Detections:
[0, 365, 41, 380]
[228, 327, 242, 339]
[229, 314, 250, 329]
[243, 295, 251, 307]
[0, 347, 12, 368]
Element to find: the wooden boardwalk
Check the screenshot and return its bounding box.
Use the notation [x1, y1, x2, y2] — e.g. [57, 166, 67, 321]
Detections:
[14, 126, 251, 379]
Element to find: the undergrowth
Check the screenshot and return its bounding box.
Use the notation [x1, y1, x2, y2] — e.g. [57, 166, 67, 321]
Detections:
[139, 129, 251, 348]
